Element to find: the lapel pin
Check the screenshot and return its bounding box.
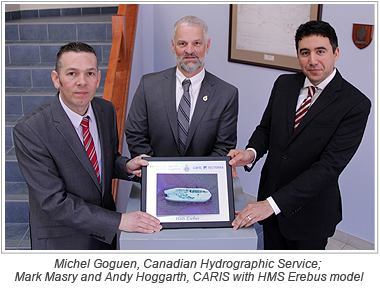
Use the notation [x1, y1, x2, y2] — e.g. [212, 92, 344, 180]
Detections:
[203, 95, 208, 102]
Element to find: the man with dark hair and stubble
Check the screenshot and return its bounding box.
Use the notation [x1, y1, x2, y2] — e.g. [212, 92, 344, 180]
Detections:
[14, 42, 162, 250]
[228, 21, 371, 250]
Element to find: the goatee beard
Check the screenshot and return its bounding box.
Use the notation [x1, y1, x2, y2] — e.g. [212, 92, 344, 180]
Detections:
[176, 52, 204, 74]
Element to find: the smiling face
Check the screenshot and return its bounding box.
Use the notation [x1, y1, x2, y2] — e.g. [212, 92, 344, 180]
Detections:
[171, 24, 210, 78]
[297, 34, 339, 86]
[51, 51, 100, 116]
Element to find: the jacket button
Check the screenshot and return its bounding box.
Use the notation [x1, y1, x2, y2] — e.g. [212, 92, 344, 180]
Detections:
[283, 155, 288, 160]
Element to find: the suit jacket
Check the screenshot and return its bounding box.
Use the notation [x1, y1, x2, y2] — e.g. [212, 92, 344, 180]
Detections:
[247, 70, 371, 240]
[125, 67, 239, 158]
[13, 94, 131, 250]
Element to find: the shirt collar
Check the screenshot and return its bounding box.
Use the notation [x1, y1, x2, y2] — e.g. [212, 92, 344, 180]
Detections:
[304, 68, 336, 90]
[176, 67, 205, 92]
[59, 94, 95, 129]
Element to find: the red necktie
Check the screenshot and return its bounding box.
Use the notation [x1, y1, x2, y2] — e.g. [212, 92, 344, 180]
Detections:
[81, 116, 100, 184]
[294, 86, 316, 131]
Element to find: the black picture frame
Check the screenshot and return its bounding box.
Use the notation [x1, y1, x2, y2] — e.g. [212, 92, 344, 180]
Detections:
[141, 156, 235, 229]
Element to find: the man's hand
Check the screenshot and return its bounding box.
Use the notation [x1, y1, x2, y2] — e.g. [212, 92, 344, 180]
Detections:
[125, 154, 150, 177]
[232, 200, 274, 230]
[119, 211, 162, 233]
[227, 149, 256, 178]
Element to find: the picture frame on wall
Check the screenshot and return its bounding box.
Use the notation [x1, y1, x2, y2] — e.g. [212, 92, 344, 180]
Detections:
[141, 156, 235, 229]
[229, 4, 323, 72]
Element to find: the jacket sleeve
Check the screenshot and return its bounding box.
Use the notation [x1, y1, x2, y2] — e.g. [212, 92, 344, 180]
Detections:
[210, 87, 239, 156]
[244, 77, 277, 167]
[125, 75, 154, 158]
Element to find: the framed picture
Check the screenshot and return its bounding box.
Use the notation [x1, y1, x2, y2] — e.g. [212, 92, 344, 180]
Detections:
[141, 156, 235, 229]
[229, 4, 323, 72]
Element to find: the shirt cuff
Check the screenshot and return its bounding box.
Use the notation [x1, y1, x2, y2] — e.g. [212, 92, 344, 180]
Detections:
[246, 148, 257, 169]
[267, 196, 281, 215]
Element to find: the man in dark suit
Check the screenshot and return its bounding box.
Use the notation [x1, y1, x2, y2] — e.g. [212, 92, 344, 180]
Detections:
[228, 21, 371, 250]
[125, 15, 238, 158]
[13, 42, 162, 250]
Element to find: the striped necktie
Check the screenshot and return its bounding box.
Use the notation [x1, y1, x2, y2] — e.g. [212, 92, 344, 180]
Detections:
[81, 116, 100, 184]
[294, 86, 316, 131]
[178, 79, 191, 156]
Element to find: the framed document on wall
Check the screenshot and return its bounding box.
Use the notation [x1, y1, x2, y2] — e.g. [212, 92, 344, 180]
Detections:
[229, 4, 323, 72]
[141, 156, 235, 229]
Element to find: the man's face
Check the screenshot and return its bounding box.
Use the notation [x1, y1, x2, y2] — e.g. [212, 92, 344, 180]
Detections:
[51, 51, 100, 115]
[297, 35, 339, 86]
[171, 24, 210, 78]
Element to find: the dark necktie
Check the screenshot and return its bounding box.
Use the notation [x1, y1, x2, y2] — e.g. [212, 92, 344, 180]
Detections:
[178, 79, 191, 155]
[294, 86, 316, 131]
[81, 116, 100, 184]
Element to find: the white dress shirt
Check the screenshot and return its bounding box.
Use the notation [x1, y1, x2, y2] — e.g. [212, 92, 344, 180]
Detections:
[175, 68, 205, 122]
[296, 69, 336, 110]
[59, 95, 102, 183]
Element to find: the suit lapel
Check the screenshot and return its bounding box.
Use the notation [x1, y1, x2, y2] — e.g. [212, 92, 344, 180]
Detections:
[51, 95, 101, 192]
[286, 74, 304, 138]
[187, 71, 214, 150]
[161, 68, 179, 147]
[92, 99, 106, 194]
[289, 71, 343, 141]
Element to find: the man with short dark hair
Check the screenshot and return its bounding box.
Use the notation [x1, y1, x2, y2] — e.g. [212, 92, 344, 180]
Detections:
[228, 21, 371, 250]
[14, 42, 162, 250]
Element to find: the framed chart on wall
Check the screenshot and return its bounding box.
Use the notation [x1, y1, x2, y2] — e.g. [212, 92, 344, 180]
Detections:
[229, 4, 323, 72]
[141, 156, 235, 229]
